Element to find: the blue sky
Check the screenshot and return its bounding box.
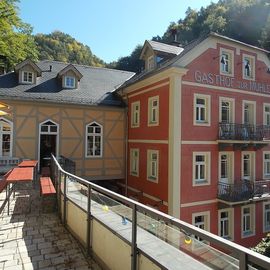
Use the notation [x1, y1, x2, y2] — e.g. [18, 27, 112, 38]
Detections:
[18, 0, 218, 63]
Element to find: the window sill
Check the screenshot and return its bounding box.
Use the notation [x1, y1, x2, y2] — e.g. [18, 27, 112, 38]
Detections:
[130, 172, 139, 177]
[147, 176, 158, 183]
[242, 231, 255, 238]
[220, 71, 234, 77]
[194, 121, 210, 127]
[193, 180, 210, 186]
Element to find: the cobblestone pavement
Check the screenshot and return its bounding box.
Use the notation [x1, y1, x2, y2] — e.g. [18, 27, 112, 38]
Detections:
[0, 183, 102, 270]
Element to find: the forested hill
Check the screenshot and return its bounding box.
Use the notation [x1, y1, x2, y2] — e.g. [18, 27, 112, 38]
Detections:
[35, 31, 105, 67]
[111, 0, 270, 73]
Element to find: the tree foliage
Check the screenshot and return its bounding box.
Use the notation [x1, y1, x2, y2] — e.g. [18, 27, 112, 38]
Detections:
[0, 0, 38, 70]
[252, 233, 270, 258]
[115, 0, 270, 73]
[34, 31, 105, 67]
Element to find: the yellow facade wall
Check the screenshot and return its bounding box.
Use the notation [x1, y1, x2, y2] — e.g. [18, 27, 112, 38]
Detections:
[5, 100, 126, 180]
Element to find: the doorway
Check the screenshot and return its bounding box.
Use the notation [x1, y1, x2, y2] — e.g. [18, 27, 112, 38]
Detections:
[39, 120, 59, 169]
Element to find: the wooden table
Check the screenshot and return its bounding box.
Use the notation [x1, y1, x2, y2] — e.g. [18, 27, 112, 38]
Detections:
[6, 167, 34, 215]
[18, 160, 38, 187]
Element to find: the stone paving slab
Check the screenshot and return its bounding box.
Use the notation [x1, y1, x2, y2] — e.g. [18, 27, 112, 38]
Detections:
[0, 183, 102, 270]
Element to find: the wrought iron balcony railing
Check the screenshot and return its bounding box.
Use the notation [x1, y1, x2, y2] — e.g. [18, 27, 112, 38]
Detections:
[218, 123, 270, 141]
[218, 180, 270, 202]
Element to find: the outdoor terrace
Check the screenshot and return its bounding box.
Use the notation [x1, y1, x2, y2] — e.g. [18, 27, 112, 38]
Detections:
[0, 155, 270, 270]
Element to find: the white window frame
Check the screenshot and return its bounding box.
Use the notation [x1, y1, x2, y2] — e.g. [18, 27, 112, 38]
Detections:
[192, 211, 210, 242]
[263, 103, 270, 126]
[263, 202, 270, 233]
[193, 152, 211, 186]
[219, 97, 235, 123]
[0, 118, 13, 157]
[194, 94, 211, 126]
[263, 151, 270, 179]
[242, 100, 256, 125]
[242, 54, 255, 81]
[147, 149, 159, 182]
[22, 71, 34, 83]
[85, 122, 103, 158]
[218, 208, 234, 240]
[131, 101, 140, 128]
[148, 96, 159, 126]
[241, 204, 255, 238]
[219, 48, 234, 76]
[130, 148, 139, 177]
[241, 151, 255, 181]
[64, 76, 76, 88]
[219, 152, 234, 184]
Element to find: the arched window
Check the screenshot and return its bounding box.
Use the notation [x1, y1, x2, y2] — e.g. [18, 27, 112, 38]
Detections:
[86, 122, 102, 157]
[0, 118, 12, 157]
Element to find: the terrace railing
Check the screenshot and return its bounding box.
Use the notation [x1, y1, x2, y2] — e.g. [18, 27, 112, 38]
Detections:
[218, 180, 270, 202]
[219, 123, 270, 141]
[51, 154, 270, 270]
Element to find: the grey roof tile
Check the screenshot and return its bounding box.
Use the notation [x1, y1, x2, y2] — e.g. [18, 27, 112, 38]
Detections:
[148, 40, 183, 55]
[0, 60, 135, 106]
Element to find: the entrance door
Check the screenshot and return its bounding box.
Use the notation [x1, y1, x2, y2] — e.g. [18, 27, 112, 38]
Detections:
[39, 120, 58, 168]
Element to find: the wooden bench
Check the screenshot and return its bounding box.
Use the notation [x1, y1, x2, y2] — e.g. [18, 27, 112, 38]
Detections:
[40, 177, 56, 212]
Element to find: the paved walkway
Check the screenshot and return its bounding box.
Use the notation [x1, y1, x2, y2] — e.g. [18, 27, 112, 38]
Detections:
[0, 183, 101, 270]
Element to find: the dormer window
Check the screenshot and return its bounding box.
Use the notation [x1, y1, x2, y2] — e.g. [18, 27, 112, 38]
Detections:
[64, 76, 75, 88]
[22, 71, 34, 83]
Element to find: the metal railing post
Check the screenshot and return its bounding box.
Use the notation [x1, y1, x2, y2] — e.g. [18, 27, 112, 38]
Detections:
[239, 251, 248, 270]
[131, 204, 137, 270]
[86, 183, 92, 255]
[63, 173, 67, 226]
[58, 170, 62, 220]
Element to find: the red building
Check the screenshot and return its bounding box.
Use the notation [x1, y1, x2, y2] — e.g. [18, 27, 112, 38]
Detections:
[118, 33, 270, 247]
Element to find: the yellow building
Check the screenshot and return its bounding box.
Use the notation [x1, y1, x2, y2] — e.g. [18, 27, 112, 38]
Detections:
[0, 59, 134, 181]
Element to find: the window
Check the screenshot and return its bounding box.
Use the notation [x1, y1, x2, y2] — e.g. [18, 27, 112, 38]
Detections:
[193, 152, 210, 186]
[219, 152, 234, 184]
[263, 203, 270, 232]
[263, 152, 270, 178]
[242, 152, 255, 181]
[241, 205, 255, 237]
[0, 118, 12, 157]
[243, 101, 256, 125]
[220, 49, 234, 76]
[218, 209, 234, 240]
[194, 94, 210, 126]
[86, 122, 102, 157]
[242, 54, 255, 80]
[147, 150, 159, 182]
[147, 56, 155, 70]
[131, 101, 140, 128]
[148, 96, 159, 126]
[264, 104, 270, 126]
[64, 76, 75, 88]
[219, 98, 234, 123]
[192, 211, 210, 241]
[130, 149, 139, 176]
[22, 71, 34, 83]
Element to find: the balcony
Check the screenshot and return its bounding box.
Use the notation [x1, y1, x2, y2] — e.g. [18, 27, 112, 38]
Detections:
[218, 123, 270, 148]
[218, 180, 270, 203]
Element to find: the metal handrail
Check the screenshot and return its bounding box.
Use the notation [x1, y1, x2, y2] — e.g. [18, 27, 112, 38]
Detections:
[51, 154, 270, 270]
[219, 123, 270, 141]
[218, 180, 270, 202]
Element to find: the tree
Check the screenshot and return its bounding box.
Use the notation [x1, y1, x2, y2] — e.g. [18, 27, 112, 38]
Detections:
[0, 0, 38, 71]
[252, 233, 270, 258]
[34, 31, 105, 67]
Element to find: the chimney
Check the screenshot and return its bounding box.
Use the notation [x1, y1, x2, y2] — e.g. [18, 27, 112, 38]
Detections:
[169, 28, 181, 47]
[49, 65, 52, 72]
[0, 55, 7, 75]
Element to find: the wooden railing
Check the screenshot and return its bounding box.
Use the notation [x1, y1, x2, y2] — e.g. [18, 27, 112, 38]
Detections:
[218, 180, 270, 202]
[219, 123, 270, 141]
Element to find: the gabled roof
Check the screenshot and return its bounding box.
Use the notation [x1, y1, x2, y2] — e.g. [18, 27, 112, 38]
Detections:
[14, 59, 42, 77]
[57, 64, 83, 80]
[140, 40, 183, 59]
[0, 60, 135, 106]
[120, 32, 270, 90]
